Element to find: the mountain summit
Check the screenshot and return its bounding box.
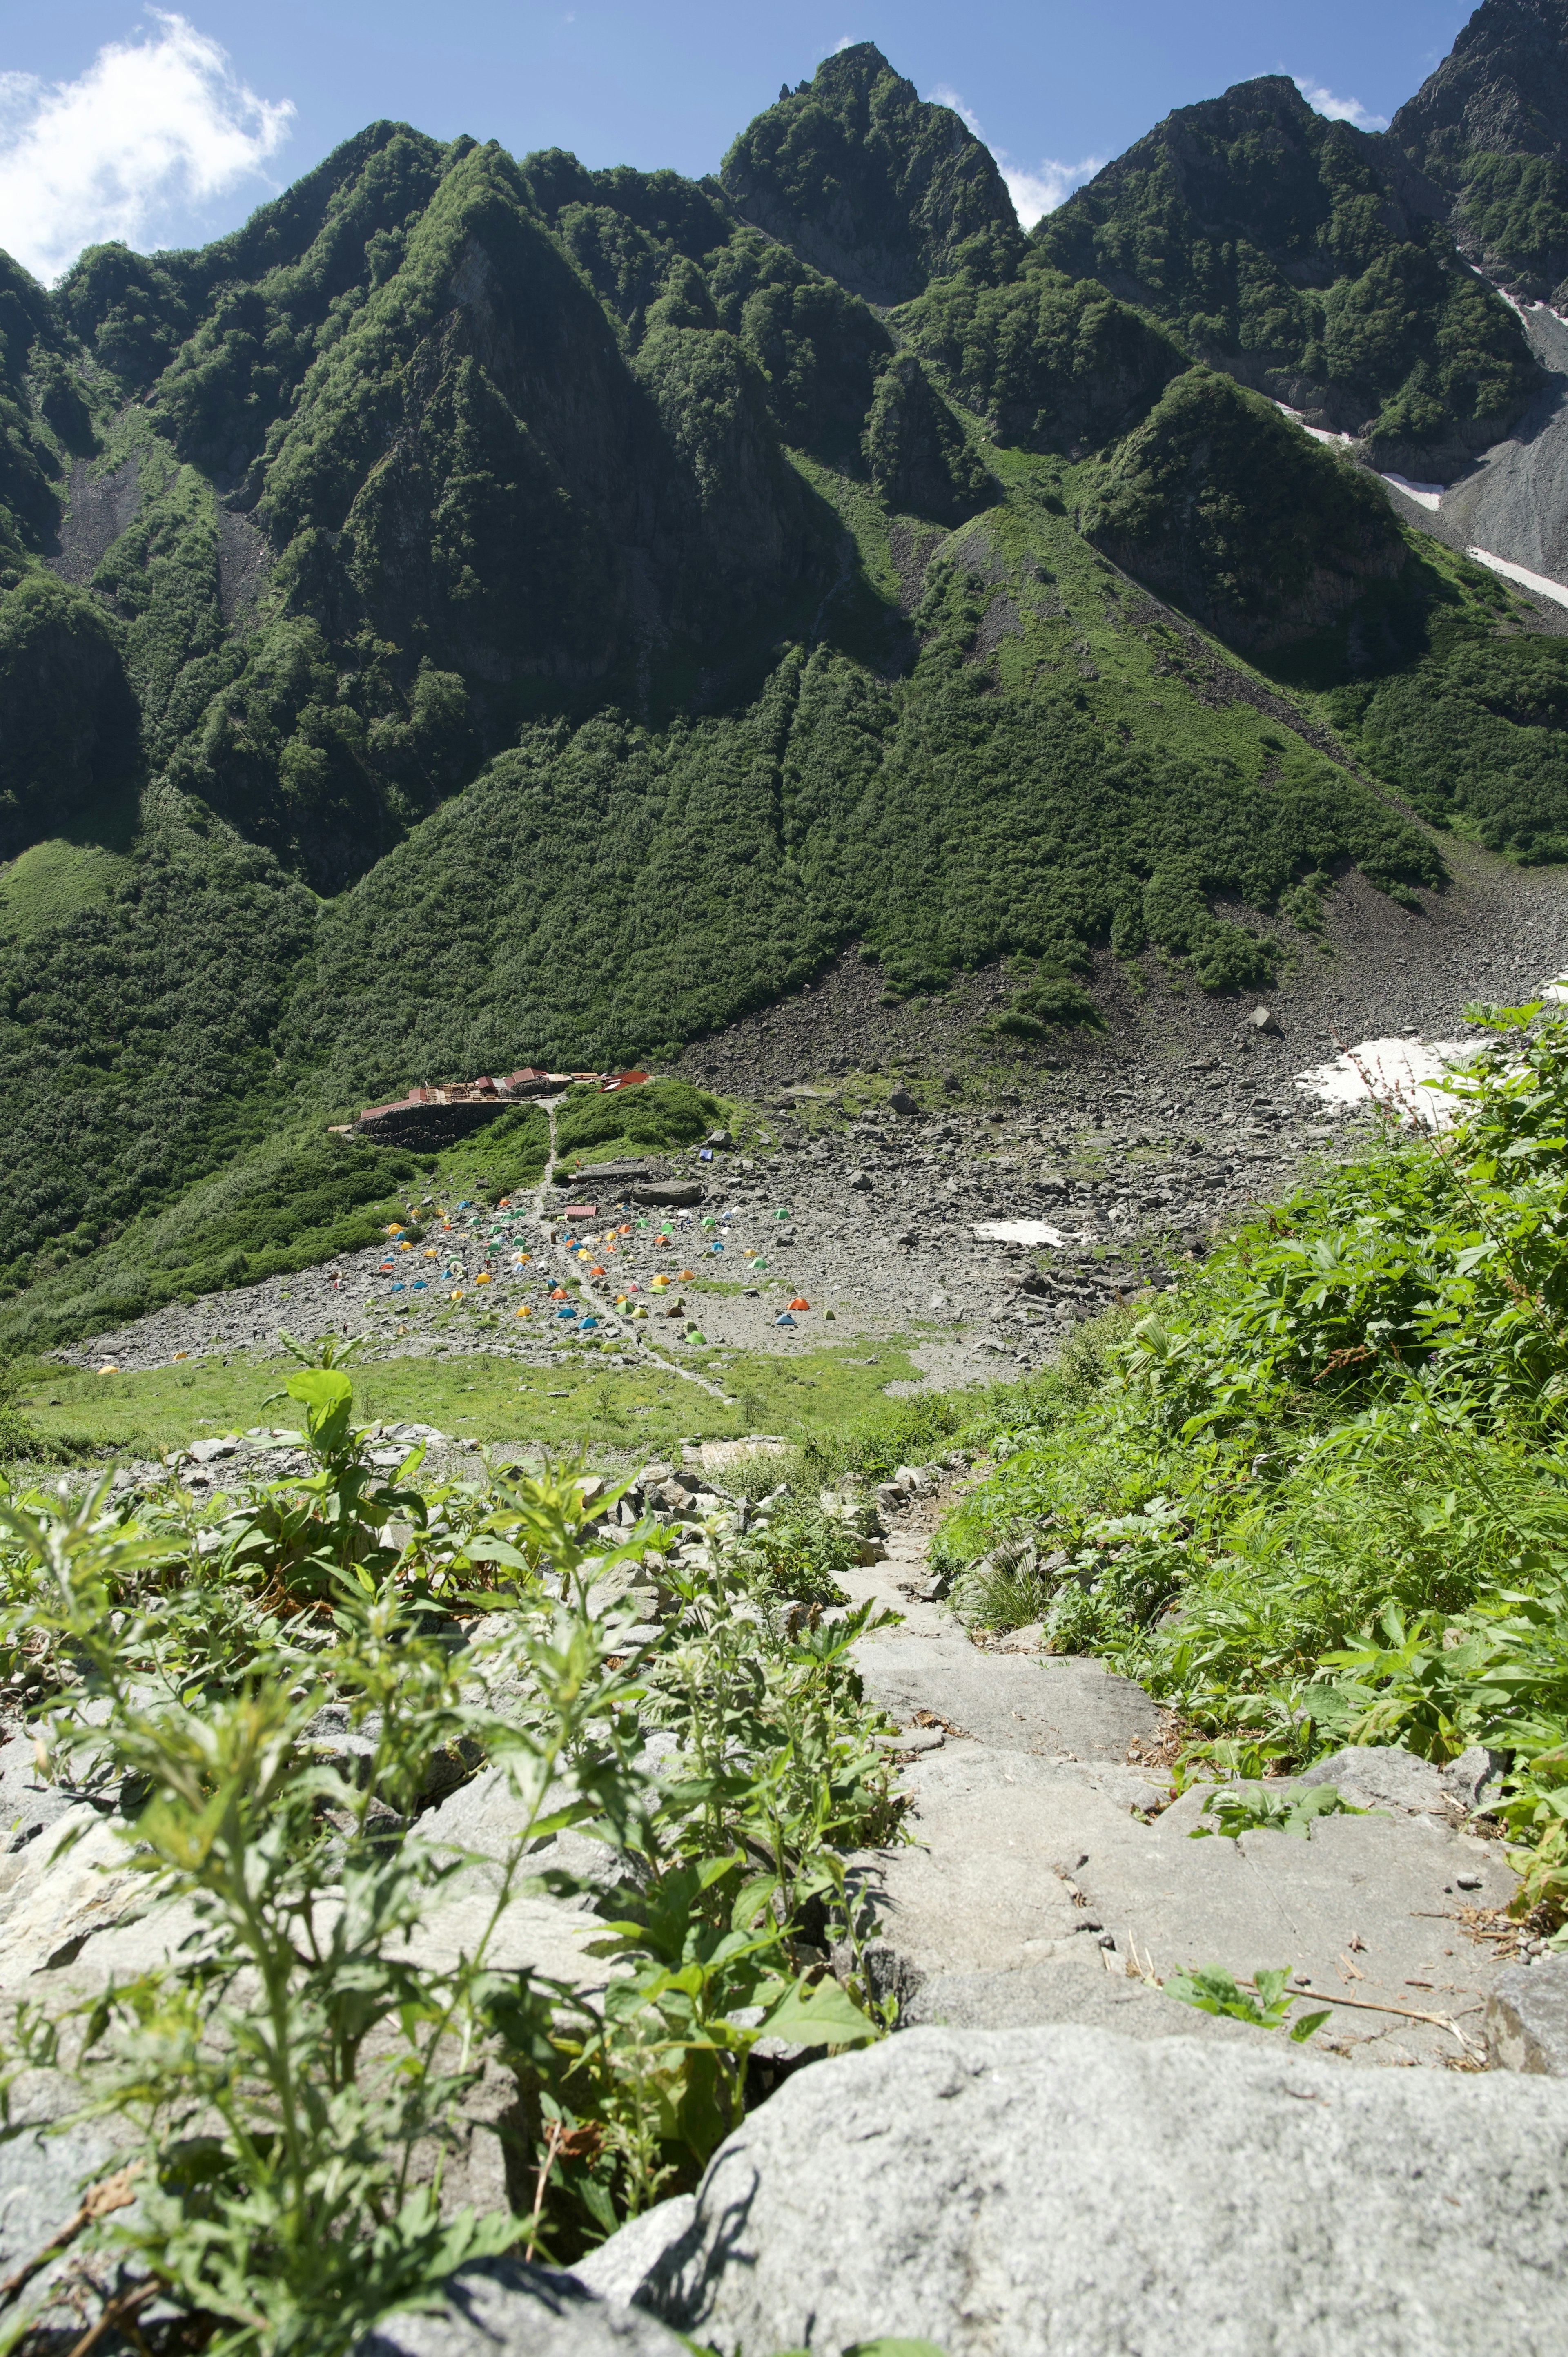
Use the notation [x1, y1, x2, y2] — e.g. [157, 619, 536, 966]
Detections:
[1391, 0, 1568, 297]
[720, 44, 1018, 305]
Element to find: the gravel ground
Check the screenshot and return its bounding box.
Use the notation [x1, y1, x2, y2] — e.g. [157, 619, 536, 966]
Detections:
[59, 834, 1568, 1390]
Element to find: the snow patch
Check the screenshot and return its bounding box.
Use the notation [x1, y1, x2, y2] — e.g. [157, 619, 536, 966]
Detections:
[1272, 399, 1354, 447]
[1380, 472, 1444, 510]
[1293, 1037, 1477, 1125]
[1464, 544, 1568, 608]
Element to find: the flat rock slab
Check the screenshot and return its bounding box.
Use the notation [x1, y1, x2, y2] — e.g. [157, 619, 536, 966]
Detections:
[904, 1954, 1278, 2044]
[847, 1746, 1124, 1976]
[1070, 1782, 1515, 2064]
[848, 1748, 1516, 2061]
[854, 1632, 1162, 1761]
[613, 2024, 1568, 2355]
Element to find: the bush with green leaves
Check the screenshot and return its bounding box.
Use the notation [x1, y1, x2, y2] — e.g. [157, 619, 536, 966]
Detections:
[935, 997, 1568, 1931]
[0, 1340, 901, 2352]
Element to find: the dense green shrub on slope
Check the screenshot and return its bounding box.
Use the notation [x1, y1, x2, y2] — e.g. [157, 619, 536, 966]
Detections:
[898, 251, 1188, 456]
[861, 354, 992, 522]
[1080, 368, 1405, 648]
[553, 1079, 719, 1161]
[936, 1007, 1568, 1900]
[1329, 633, 1568, 862]
[0, 572, 139, 854]
[720, 43, 1018, 306]
[0, 1133, 423, 1354]
[0, 253, 80, 553]
[0, 791, 315, 1300]
[1033, 74, 1538, 464]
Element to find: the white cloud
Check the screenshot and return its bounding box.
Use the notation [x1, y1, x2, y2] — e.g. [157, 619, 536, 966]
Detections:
[0, 10, 294, 284]
[927, 82, 984, 138]
[1294, 78, 1388, 131]
[923, 83, 1101, 227]
[1002, 157, 1107, 227]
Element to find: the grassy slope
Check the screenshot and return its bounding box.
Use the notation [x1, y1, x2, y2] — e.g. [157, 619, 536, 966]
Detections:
[19, 1332, 940, 1463]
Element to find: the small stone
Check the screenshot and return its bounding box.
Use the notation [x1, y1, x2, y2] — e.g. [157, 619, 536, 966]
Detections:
[848, 1170, 872, 1191]
[1247, 1006, 1282, 1035]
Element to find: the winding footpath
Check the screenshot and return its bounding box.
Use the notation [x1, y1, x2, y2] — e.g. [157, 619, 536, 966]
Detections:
[529, 1097, 737, 1407]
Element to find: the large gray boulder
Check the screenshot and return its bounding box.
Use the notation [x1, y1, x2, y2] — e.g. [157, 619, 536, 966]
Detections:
[610, 2025, 1568, 2353]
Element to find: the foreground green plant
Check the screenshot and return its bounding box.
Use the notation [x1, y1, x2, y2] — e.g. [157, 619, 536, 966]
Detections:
[1163, 1965, 1331, 2041]
[0, 1347, 895, 2353]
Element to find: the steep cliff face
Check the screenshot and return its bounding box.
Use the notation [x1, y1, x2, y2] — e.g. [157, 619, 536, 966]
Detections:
[720, 45, 1018, 306]
[1033, 74, 1539, 473]
[1390, 0, 1568, 299]
[0, 575, 138, 857]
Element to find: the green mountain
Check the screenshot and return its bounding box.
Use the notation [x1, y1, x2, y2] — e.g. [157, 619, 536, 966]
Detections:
[719, 45, 1018, 305]
[3, 32, 1568, 1345]
[1390, 0, 1568, 300]
[1032, 71, 1540, 475]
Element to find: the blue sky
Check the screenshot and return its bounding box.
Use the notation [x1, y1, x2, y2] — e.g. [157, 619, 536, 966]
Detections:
[1, 1, 1476, 282]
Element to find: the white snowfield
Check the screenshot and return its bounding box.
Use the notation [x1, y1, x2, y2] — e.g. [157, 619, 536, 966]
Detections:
[972, 1220, 1069, 1247]
[1379, 472, 1443, 510]
[1293, 1037, 1477, 1125]
[1462, 544, 1568, 609]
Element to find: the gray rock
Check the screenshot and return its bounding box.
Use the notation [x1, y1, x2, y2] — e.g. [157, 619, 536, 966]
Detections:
[1488, 1956, 1568, 2076]
[0, 1804, 149, 1989]
[1298, 1744, 1448, 1815]
[571, 2198, 697, 2305]
[354, 2261, 688, 2357]
[636, 2025, 1568, 2353]
[1441, 1744, 1510, 1814]
[0, 2092, 147, 2346]
[1248, 1006, 1283, 1034]
[0, 1733, 76, 1854]
[185, 1437, 238, 1463]
[902, 1955, 1278, 2043]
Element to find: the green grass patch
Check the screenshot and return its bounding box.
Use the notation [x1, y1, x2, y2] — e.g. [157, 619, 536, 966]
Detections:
[16, 1333, 954, 1462]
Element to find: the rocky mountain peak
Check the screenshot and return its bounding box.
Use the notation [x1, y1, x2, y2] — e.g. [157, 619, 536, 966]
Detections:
[720, 43, 1016, 306]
